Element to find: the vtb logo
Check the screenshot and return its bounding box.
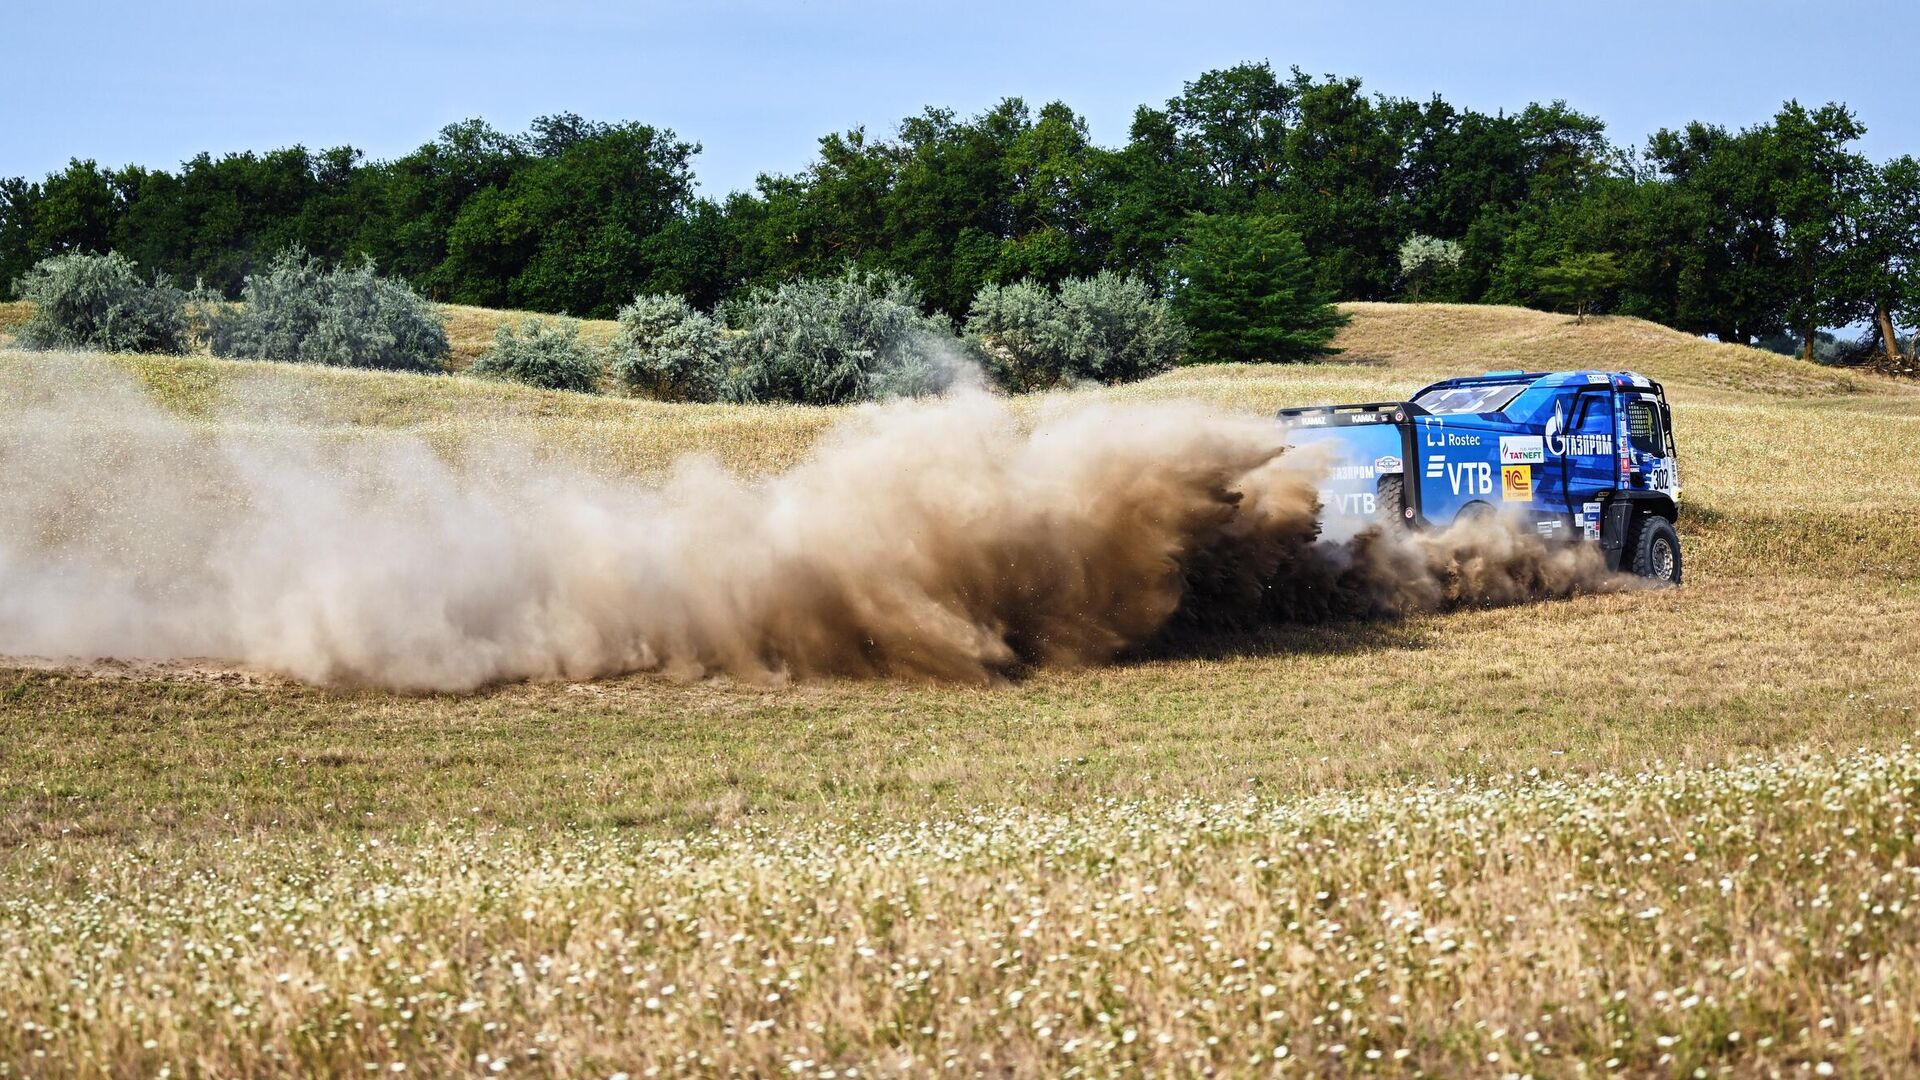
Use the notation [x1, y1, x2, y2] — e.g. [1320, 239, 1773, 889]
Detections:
[1438, 460, 1492, 496]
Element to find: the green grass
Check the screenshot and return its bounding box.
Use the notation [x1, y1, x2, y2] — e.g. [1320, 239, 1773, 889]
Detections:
[3, 301, 1919, 1076]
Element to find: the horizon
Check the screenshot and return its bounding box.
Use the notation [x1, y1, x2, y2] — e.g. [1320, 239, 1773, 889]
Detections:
[6, 0, 1918, 197]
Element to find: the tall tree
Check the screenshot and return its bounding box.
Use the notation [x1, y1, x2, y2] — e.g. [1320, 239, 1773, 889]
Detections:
[1163, 62, 1296, 203]
[1766, 102, 1871, 361]
[1173, 212, 1347, 362]
[440, 119, 700, 316]
[0, 160, 118, 290]
[1644, 120, 1791, 344]
[0, 177, 41, 290]
[1535, 252, 1625, 322]
[995, 101, 1100, 285]
[1083, 106, 1209, 289]
[1276, 72, 1404, 299]
[358, 119, 528, 297]
[1854, 156, 1920, 364]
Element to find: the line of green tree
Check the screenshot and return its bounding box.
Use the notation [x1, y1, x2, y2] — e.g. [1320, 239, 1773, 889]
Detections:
[4, 62, 1916, 365]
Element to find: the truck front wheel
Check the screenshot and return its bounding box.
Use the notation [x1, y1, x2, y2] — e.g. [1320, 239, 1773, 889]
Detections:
[1629, 515, 1683, 584]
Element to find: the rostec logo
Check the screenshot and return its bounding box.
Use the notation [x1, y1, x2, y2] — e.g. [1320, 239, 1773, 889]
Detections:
[1422, 425, 1482, 448]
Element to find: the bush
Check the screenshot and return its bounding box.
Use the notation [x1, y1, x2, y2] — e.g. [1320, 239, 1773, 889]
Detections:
[10, 251, 191, 354]
[1054, 272, 1185, 384]
[611, 294, 731, 402]
[1534, 251, 1625, 324]
[964, 279, 1060, 392]
[1396, 234, 1465, 302]
[727, 269, 961, 405]
[967, 273, 1185, 392]
[206, 248, 448, 371]
[469, 317, 603, 392]
[1174, 213, 1347, 363]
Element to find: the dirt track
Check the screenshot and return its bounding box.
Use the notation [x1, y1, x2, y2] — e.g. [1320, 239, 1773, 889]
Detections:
[1, 655, 285, 688]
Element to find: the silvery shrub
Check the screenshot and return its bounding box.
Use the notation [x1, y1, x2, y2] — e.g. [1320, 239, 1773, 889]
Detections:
[12, 251, 191, 355]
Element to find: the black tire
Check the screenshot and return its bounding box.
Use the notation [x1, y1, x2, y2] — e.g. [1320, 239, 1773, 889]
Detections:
[1377, 474, 1406, 525]
[1629, 515, 1683, 584]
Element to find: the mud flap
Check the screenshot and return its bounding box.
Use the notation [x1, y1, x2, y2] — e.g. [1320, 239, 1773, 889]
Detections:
[1599, 500, 1634, 572]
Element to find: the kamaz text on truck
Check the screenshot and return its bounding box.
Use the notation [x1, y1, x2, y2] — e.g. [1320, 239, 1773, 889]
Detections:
[1275, 370, 1683, 583]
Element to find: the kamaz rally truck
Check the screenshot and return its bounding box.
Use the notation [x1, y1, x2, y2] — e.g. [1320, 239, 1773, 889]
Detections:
[1275, 370, 1683, 583]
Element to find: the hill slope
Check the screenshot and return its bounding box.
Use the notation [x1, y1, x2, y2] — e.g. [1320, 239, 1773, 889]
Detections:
[5, 302, 1919, 1074]
[437, 298, 1893, 399]
[2, 301, 1915, 809]
[8, 301, 1912, 578]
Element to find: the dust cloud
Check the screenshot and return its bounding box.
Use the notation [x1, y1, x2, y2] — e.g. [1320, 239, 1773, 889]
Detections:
[0, 358, 1629, 692]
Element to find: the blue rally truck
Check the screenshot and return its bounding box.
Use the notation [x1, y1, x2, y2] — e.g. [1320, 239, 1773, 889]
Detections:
[1276, 370, 1683, 583]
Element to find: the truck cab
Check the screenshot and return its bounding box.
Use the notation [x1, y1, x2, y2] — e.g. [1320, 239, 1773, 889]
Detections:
[1276, 370, 1683, 583]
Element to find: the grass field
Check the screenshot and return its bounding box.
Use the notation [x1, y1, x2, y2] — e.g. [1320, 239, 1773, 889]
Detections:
[3, 303, 1919, 1076]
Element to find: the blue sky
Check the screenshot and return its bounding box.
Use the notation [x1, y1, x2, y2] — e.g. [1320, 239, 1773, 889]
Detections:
[6, 0, 1916, 195]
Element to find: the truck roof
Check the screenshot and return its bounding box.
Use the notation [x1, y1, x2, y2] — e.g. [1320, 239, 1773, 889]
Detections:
[1415, 370, 1660, 395]
[1274, 369, 1668, 427]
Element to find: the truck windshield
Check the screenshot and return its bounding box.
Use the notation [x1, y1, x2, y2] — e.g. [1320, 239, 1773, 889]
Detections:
[1411, 384, 1526, 415]
[1626, 398, 1669, 456]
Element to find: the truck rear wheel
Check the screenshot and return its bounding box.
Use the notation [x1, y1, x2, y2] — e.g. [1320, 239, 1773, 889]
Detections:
[1377, 475, 1406, 526]
[1629, 515, 1682, 584]
[1456, 501, 1496, 525]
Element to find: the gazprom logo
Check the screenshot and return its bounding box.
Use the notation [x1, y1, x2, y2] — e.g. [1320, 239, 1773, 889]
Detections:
[1544, 403, 1614, 457]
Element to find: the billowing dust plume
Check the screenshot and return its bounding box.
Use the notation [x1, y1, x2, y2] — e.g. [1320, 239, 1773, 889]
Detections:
[0, 358, 1631, 691]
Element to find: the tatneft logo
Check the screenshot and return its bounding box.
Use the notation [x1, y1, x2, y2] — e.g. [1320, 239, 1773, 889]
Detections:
[1499, 435, 1544, 465]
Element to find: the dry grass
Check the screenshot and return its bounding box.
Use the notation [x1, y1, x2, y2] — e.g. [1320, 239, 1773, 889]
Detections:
[7, 749, 1920, 1077]
[4, 574, 1915, 850]
[1327, 302, 1881, 400]
[0, 300, 30, 329]
[440, 303, 621, 371]
[3, 302, 1919, 1076]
